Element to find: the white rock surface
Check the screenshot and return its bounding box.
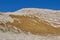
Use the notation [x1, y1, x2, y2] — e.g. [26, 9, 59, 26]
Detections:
[0, 32, 60, 40]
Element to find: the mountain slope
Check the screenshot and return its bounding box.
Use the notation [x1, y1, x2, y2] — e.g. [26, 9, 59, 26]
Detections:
[0, 8, 60, 36]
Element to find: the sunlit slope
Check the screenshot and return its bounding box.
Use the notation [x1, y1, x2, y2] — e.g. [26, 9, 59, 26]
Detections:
[0, 14, 60, 35]
[10, 15, 60, 35]
[0, 8, 60, 36]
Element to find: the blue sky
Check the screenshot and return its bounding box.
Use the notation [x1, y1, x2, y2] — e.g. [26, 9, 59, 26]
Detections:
[0, 0, 60, 12]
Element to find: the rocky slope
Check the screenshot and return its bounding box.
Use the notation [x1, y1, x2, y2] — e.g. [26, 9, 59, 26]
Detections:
[0, 8, 60, 40]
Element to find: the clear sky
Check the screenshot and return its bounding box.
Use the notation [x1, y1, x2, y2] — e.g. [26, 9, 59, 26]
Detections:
[0, 0, 60, 12]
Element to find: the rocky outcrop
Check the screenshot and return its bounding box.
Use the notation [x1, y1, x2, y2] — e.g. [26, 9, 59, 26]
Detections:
[0, 8, 60, 36]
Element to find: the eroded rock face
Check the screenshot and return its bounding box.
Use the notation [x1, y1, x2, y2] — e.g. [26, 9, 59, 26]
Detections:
[0, 8, 60, 35]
